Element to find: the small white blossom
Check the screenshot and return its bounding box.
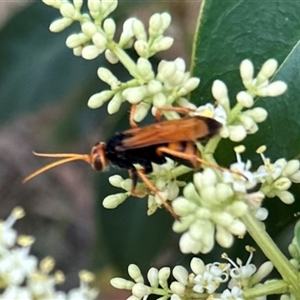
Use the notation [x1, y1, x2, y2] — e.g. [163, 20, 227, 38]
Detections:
[49, 18, 73, 32]
[212, 79, 230, 108]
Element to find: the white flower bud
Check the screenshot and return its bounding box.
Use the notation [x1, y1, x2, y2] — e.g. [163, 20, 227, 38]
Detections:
[103, 193, 128, 208]
[119, 18, 135, 47]
[101, 0, 118, 18]
[216, 226, 234, 248]
[133, 102, 150, 122]
[176, 98, 197, 110]
[132, 283, 150, 298]
[103, 18, 116, 39]
[194, 169, 217, 189]
[128, 264, 144, 283]
[178, 77, 200, 96]
[236, 91, 254, 108]
[73, 46, 83, 56]
[227, 201, 248, 217]
[257, 59, 278, 83]
[290, 170, 300, 183]
[134, 40, 148, 57]
[182, 183, 201, 204]
[108, 93, 123, 114]
[73, 0, 83, 10]
[157, 60, 176, 80]
[179, 232, 200, 254]
[283, 160, 300, 176]
[190, 257, 205, 275]
[257, 81, 287, 97]
[81, 22, 97, 37]
[161, 12, 172, 30]
[170, 282, 186, 296]
[147, 268, 159, 288]
[172, 266, 188, 285]
[276, 190, 294, 204]
[167, 70, 185, 87]
[252, 261, 273, 285]
[82, 45, 102, 60]
[148, 80, 163, 95]
[151, 37, 174, 52]
[153, 93, 167, 107]
[240, 59, 254, 88]
[255, 207, 268, 221]
[43, 0, 60, 8]
[88, 0, 101, 13]
[60, 3, 75, 18]
[97, 67, 118, 86]
[137, 58, 154, 80]
[120, 178, 133, 192]
[92, 32, 107, 49]
[274, 177, 291, 190]
[66, 33, 84, 48]
[167, 181, 180, 200]
[172, 217, 192, 233]
[212, 80, 230, 107]
[88, 90, 114, 108]
[228, 125, 247, 142]
[227, 219, 246, 235]
[132, 19, 147, 41]
[158, 267, 171, 288]
[239, 114, 256, 131]
[149, 13, 162, 36]
[108, 175, 123, 187]
[174, 58, 186, 71]
[212, 211, 234, 227]
[50, 18, 73, 32]
[110, 277, 134, 289]
[105, 49, 119, 64]
[215, 183, 234, 202]
[122, 86, 147, 104]
[244, 107, 268, 123]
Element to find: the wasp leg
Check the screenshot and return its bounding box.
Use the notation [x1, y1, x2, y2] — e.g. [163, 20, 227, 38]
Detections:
[156, 146, 246, 178]
[133, 169, 178, 219]
[155, 106, 196, 122]
[128, 169, 147, 197]
[129, 104, 139, 128]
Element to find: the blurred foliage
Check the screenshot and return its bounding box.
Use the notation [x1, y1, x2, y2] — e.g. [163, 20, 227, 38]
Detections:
[1, 2, 300, 299]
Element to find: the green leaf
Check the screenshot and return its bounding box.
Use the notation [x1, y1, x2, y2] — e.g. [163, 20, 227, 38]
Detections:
[190, 0, 300, 256]
[191, 0, 300, 164]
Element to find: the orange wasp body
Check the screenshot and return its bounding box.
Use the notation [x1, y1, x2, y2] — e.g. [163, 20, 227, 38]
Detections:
[24, 113, 222, 216]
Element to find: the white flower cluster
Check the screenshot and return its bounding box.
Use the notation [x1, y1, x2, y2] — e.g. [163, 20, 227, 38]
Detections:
[103, 158, 185, 215]
[88, 57, 200, 123]
[211, 59, 287, 142]
[0, 207, 98, 300]
[172, 143, 300, 254]
[42, 0, 201, 122]
[110, 248, 272, 300]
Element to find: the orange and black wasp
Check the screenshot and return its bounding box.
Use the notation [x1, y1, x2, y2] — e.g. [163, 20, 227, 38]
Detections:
[23, 106, 224, 217]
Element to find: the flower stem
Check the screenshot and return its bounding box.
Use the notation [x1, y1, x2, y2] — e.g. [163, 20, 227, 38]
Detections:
[241, 212, 300, 297]
[243, 280, 288, 299]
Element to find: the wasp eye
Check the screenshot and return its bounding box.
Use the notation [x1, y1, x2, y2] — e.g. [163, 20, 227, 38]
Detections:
[93, 156, 103, 171]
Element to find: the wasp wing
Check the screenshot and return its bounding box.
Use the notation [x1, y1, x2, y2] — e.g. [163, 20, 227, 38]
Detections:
[118, 116, 221, 150]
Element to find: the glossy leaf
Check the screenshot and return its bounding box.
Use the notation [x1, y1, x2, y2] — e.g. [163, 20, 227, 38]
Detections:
[191, 0, 300, 163]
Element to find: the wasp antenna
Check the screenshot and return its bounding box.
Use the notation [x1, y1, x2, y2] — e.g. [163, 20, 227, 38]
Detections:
[32, 151, 88, 158]
[23, 154, 92, 184]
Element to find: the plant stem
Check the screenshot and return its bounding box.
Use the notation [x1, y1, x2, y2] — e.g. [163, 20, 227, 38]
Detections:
[241, 212, 300, 297]
[243, 280, 287, 299]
